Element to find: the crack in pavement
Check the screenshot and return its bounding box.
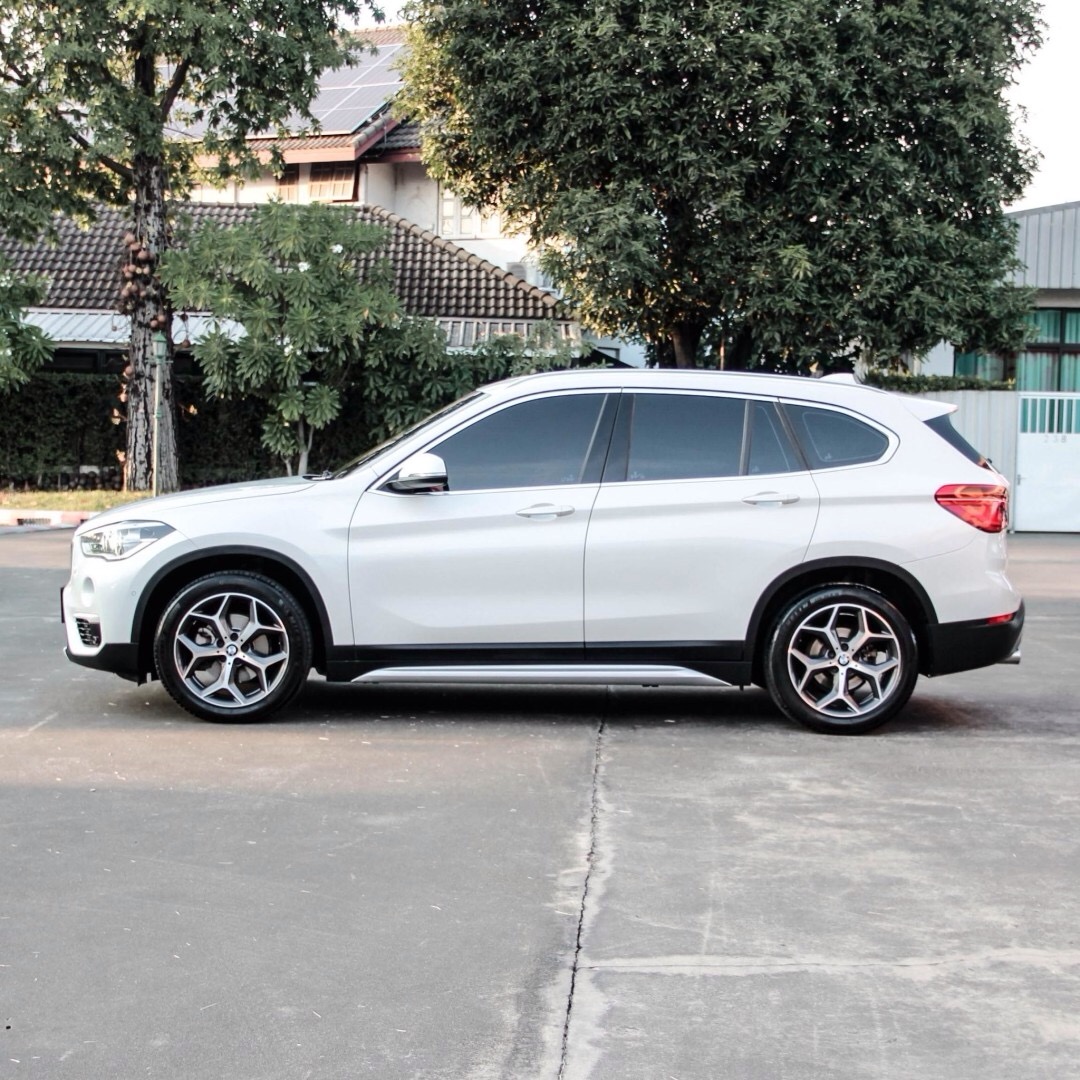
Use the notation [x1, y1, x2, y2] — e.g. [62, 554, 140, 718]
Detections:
[557, 716, 606, 1080]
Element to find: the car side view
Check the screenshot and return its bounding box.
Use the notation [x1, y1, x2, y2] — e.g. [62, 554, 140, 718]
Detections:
[62, 368, 1023, 734]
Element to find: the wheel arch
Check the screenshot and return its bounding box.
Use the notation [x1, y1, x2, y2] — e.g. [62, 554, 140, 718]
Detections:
[747, 557, 938, 686]
[131, 547, 334, 681]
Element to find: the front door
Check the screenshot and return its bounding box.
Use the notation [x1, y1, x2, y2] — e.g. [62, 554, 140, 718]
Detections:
[349, 392, 615, 648]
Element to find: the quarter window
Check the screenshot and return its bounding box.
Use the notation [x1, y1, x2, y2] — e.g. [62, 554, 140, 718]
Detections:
[433, 395, 609, 491]
[784, 404, 889, 468]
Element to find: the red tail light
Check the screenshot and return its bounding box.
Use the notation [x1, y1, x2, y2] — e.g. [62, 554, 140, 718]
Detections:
[934, 484, 1007, 533]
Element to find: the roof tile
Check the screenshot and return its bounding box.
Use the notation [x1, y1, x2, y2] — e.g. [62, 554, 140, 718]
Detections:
[0, 203, 569, 324]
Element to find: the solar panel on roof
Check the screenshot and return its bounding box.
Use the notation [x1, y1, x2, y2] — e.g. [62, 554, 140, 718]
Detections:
[301, 43, 403, 134]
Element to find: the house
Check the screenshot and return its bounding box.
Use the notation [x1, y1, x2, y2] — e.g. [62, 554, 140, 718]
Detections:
[922, 201, 1080, 393]
[186, 27, 646, 367]
[0, 202, 579, 370]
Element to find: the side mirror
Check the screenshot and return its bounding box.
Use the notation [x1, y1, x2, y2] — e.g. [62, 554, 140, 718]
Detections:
[385, 452, 448, 494]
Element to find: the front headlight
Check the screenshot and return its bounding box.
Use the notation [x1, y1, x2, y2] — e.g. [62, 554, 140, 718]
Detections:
[79, 520, 175, 561]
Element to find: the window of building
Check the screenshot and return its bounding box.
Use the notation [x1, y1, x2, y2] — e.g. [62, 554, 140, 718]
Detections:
[308, 163, 356, 202]
[439, 188, 501, 238]
[277, 165, 300, 203]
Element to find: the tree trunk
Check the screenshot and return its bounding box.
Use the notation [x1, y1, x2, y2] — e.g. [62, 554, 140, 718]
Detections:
[670, 321, 704, 369]
[127, 154, 179, 493]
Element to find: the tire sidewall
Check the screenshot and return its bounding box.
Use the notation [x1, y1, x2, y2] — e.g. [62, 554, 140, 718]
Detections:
[154, 572, 313, 723]
[765, 585, 918, 735]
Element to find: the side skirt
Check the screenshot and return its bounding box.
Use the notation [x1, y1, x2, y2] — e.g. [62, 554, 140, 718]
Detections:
[351, 664, 736, 687]
[324, 642, 752, 687]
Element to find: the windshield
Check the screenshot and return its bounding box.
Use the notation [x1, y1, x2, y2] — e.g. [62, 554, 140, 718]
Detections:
[331, 391, 486, 478]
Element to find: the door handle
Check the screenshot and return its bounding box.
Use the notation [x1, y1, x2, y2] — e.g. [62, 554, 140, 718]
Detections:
[742, 492, 801, 506]
[516, 503, 575, 519]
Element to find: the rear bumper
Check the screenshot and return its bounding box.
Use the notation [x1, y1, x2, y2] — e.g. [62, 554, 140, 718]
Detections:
[922, 603, 1024, 677]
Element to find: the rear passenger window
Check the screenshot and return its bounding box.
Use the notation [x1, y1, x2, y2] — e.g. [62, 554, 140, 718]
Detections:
[748, 402, 803, 475]
[783, 404, 889, 468]
[626, 394, 745, 481]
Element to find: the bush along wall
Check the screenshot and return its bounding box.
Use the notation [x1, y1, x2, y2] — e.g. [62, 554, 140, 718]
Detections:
[1, 335, 586, 489]
[863, 372, 1015, 393]
[0, 370, 278, 490]
[0, 372, 126, 489]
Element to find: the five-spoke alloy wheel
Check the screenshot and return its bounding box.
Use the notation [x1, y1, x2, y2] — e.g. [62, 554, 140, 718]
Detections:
[154, 573, 313, 722]
[765, 586, 918, 734]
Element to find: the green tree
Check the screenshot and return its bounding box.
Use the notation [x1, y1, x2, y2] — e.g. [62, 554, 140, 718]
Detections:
[161, 202, 452, 476]
[0, 260, 53, 392]
[0, 0, 383, 490]
[398, 0, 1040, 370]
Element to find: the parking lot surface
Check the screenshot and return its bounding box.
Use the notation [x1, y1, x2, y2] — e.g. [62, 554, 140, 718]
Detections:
[1, 530, 1078, 1078]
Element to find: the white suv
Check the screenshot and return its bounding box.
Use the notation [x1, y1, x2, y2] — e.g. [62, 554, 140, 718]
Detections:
[62, 369, 1023, 734]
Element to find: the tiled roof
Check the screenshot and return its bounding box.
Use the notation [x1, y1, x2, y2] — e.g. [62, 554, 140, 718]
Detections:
[362, 120, 421, 156]
[354, 26, 407, 48]
[245, 133, 358, 153]
[0, 203, 569, 323]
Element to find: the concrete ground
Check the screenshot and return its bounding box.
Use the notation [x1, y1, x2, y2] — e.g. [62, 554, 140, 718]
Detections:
[0, 530, 1077, 1079]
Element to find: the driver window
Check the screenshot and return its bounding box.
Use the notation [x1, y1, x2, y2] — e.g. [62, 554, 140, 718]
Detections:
[432, 394, 607, 491]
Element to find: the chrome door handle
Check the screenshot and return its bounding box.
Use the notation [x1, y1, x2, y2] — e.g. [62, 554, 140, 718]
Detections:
[742, 492, 801, 506]
[516, 503, 575, 519]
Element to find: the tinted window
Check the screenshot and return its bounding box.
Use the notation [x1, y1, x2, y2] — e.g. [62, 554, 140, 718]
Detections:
[784, 404, 889, 468]
[924, 413, 990, 468]
[748, 401, 803, 475]
[625, 393, 746, 481]
[434, 394, 608, 491]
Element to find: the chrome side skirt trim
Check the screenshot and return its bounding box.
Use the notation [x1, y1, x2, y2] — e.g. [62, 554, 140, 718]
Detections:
[351, 663, 734, 687]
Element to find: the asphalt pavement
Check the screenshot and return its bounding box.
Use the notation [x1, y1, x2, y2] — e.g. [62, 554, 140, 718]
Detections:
[1, 530, 1078, 1079]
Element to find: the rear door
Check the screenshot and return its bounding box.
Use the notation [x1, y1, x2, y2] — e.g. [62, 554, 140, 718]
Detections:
[583, 391, 820, 650]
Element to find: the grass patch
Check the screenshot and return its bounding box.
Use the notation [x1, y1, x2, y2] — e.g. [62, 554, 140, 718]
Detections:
[0, 490, 151, 513]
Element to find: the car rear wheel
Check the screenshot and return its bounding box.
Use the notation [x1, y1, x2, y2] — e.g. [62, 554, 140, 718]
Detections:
[765, 586, 918, 734]
[154, 572, 312, 723]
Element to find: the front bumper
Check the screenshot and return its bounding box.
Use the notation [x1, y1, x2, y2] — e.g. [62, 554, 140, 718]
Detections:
[922, 602, 1025, 677]
[64, 644, 144, 682]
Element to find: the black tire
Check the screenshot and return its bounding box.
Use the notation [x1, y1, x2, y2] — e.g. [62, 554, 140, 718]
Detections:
[154, 572, 313, 723]
[764, 586, 918, 735]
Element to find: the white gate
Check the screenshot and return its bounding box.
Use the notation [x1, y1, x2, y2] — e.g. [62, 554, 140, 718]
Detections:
[1015, 393, 1080, 532]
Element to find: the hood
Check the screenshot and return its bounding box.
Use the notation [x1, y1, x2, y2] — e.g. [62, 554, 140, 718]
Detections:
[80, 475, 318, 529]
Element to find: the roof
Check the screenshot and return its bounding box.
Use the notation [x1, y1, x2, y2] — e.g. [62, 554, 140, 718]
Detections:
[1007, 201, 1080, 291]
[0, 203, 569, 324]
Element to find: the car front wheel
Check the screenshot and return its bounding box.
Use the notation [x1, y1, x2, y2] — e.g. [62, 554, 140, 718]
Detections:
[765, 586, 918, 735]
[154, 573, 313, 723]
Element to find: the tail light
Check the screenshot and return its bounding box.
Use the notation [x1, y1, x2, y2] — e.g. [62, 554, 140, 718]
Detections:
[934, 484, 1008, 533]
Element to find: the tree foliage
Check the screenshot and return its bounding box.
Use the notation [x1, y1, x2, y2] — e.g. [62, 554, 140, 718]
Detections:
[398, 0, 1041, 370]
[163, 202, 587, 475]
[0, 260, 53, 392]
[161, 202, 451, 475]
[0, 0, 383, 488]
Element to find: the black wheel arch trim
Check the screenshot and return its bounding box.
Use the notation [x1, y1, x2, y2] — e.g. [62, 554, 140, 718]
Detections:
[129, 546, 335, 677]
[745, 556, 939, 673]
